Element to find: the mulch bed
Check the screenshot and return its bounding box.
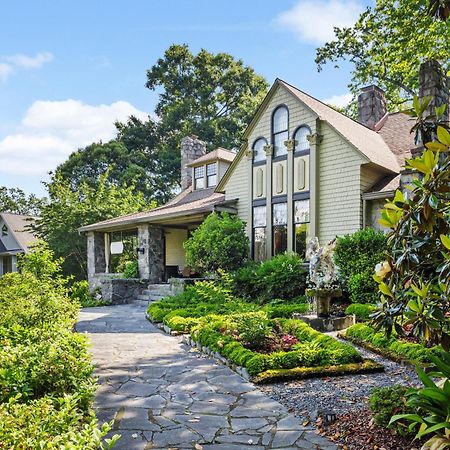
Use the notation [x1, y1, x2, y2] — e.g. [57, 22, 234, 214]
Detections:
[317, 407, 421, 450]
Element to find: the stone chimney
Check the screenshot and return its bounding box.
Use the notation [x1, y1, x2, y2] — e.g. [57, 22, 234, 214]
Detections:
[419, 60, 449, 123]
[358, 85, 387, 129]
[180, 135, 207, 190]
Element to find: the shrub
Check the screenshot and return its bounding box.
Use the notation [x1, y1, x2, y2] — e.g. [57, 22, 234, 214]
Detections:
[122, 260, 139, 278]
[184, 212, 250, 274]
[369, 385, 413, 434]
[334, 228, 387, 303]
[231, 312, 271, 347]
[233, 253, 308, 303]
[345, 303, 376, 320]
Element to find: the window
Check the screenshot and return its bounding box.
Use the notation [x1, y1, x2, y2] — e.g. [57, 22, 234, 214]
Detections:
[294, 126, 310, 153]
[294, 199, 310, 257]
[273, 202, 287, 255]
[1, 225, 7, 237]
[194, 165, 205, 189]
[272, 106, 289, 157]
[2, 256, 12, 274]
[207, 163, 217, 187]
[253, 205, 267, 262]
[253, 138, 267, 163]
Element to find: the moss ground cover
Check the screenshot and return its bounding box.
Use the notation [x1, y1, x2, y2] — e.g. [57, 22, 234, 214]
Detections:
[343, 323, 444, 364]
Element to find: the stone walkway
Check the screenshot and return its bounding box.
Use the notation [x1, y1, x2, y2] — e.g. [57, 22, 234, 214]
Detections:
[77, 304, 337, 450]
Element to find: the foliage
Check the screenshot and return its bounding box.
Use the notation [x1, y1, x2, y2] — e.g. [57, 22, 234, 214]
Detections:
[69, 281, 107, 308]
[390, 351, 450, 449]
[369, 385, 414, 433]
[345, 323, 444, 363]
[334, 228, 387, 303]
[231, 311, 272, 348]
[33, 172, 152, 279]
[0, 186, 46, 215]
[184, 212, 250, 274]
[122, 260, 139, 278]
[373, 123, 450, 348]
[315, 0, 450, 114]
[232, 253, 308, 303]
[146, 44, 268, 153]
[345, 303, 377, 320]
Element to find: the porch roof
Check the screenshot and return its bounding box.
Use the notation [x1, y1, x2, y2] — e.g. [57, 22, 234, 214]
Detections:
[79, 187, 236, 232]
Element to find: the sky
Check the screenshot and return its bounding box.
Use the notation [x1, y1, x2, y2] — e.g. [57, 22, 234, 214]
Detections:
[0, 0, 369, 197]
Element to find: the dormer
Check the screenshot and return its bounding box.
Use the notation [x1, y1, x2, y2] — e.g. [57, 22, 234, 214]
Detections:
[188, 148, 235, 190]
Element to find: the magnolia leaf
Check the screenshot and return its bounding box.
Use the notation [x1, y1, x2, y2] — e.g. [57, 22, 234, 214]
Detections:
[440, 235, 450, 251]
[426, 141, 449, 152]
[437, 126, 450, 146]
[379, 282, 393, 298]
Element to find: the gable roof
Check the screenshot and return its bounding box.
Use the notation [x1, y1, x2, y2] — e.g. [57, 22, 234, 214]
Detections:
[187, 148, 236, 167]
[79, 187, 229, 232]
[217, 79, 403, 191]
[0, 213, 39, 252]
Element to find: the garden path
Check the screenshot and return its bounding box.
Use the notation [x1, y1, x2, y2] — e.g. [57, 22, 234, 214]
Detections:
[77, 304, 337, 450]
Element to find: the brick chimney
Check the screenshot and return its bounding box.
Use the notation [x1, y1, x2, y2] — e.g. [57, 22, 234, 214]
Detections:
[358, 85, 387, 129]
[419, 60, 449, 123]
[180, 135, 207, 190]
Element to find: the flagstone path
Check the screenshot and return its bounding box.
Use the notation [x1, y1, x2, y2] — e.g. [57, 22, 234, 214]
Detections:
[77, 304, 337, 450]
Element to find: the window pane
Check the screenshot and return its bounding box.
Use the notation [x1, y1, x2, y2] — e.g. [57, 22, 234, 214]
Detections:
[295, 223, 309, 257]
[194, 166, 205, 178]
[253, 138, 266, 163]
[195, 177, 204, 189]
[294, 127, 310, 152]
[253, 205, 266, 227]
[206, 163, 216, 175]
[274, 131, 288, 157]
[273, 225, 287, 255]
[207, 174, 217, 187]
[294, 199, 310, 223]
[273, 203, 287, 225]
[254, 227, 266, 262]
[273, 106, 288, 133]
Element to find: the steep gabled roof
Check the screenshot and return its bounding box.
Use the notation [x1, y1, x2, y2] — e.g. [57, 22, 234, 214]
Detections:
[0, 213, 39, 252]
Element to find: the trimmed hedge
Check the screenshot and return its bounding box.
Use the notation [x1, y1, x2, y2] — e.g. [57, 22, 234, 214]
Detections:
[345, 303, 376, 320]
[344, 323, 444, 364]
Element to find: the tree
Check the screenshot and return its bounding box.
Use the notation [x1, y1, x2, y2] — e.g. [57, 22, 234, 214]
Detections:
[0, 186, 46, 215]
[184, 212, 250, 274]
[33, 173, 153, 279]
[146, 44, 268, 151]
[316, 0, 450, 113]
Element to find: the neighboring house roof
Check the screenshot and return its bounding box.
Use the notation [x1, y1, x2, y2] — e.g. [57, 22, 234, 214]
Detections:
[187, 148, 236, 166]
[0, 240, 7, 253]
[363, 174, 401, 200]
[0, 212, 39, 253]
[79, 187, 230, 232]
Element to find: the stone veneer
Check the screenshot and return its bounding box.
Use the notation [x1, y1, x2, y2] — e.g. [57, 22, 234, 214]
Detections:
[137, 224, 164, 283]
[89, 274, 146, 304]
[180, 135, 207, 190]
[357, 85, 387, 129]
[87, 231, 106, 277]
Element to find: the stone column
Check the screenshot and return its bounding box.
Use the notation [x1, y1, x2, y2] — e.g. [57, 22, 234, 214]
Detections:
[357, 85, 387, 129]
[87, 231, 107, 280]
[285, 139, 295, 252]
[137, 224, 164, 283]
[264, 144, 273, 258]
[307, 131, 322, 241]
[180, 135, 207, 190]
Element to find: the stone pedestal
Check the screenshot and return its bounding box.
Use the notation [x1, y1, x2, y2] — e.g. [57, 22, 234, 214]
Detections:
[137, 224, 164, 283]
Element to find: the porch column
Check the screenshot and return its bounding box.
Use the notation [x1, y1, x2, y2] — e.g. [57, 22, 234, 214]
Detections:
[137, 224, 164, 283]
[87, 231, 106, 278]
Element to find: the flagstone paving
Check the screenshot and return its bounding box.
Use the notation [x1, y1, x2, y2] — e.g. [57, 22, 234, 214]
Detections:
[77, 304, 337, 450]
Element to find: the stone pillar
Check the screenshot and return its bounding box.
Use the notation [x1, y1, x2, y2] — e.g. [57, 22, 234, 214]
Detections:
[419, 60, 449, 123]
[137, 224, 164, 283]
[307, 130, 322, 241]
[180, 135, 207, 190]
[285, 139, 295, 252]
[264, 144, 273, 258]
[87, 231, 106, 278]
[357, 85, 387, 129]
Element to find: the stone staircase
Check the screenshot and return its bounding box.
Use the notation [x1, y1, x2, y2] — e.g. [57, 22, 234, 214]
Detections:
[130, 283, 175, 307]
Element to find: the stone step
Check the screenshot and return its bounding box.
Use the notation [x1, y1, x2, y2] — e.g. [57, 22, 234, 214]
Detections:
[129, 299, 149, 307]
[142, 289, 171, 296]
[146, 284, 172, 292]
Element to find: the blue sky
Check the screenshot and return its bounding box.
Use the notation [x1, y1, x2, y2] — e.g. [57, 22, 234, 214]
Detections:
[0, 0, 367, 197]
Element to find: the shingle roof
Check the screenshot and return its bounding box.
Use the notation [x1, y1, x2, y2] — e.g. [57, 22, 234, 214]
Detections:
[0, 240, 7, 253]
[1, 213, 39, 252]
[187, 148, 236, 166]
[79, 187, 227, 232]
[279, 80, 401, 173]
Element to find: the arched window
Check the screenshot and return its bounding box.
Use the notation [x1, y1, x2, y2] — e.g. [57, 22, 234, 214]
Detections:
[272, 106, 289, 157]
[253, 137, 267, 163]
[294, 126, 311, 153]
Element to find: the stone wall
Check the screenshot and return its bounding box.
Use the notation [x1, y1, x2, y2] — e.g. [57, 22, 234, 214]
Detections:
[180, 135, 207, 190]
[90, 274, 146, 304]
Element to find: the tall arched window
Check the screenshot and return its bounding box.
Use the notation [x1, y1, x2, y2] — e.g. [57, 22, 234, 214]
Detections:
[272, 106, 289, 157]
[253, 137, 267, 163]
[294, 126, 310, 153]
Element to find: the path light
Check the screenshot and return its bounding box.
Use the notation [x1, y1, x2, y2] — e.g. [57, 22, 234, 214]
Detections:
[324, 411, 337, 424]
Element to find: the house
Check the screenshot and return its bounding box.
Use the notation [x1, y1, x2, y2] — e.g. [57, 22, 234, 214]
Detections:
[0, 212, 39, 275]
[80, 60, 448, 290]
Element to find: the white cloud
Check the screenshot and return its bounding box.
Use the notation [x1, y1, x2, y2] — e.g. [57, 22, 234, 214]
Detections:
[322, 92, 353, 107]
[0, 99, 149, 176]
[274, 0, 363, 44]
[0, 52, 54, 82]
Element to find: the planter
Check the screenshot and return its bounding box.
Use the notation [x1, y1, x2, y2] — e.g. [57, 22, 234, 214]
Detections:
[306, 288, 342, 317]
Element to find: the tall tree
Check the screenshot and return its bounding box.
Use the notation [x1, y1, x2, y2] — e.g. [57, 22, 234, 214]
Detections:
[34, 173, 153, 279]
[0, 186, 46, 216]
[316, 0, 450, 112]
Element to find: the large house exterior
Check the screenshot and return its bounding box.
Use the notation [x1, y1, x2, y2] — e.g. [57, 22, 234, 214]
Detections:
[0, 212, 38, 275]
[80, 60, 447, 290]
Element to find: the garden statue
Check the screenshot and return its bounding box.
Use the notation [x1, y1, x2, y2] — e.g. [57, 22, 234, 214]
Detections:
[306, 237, 342, 317]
